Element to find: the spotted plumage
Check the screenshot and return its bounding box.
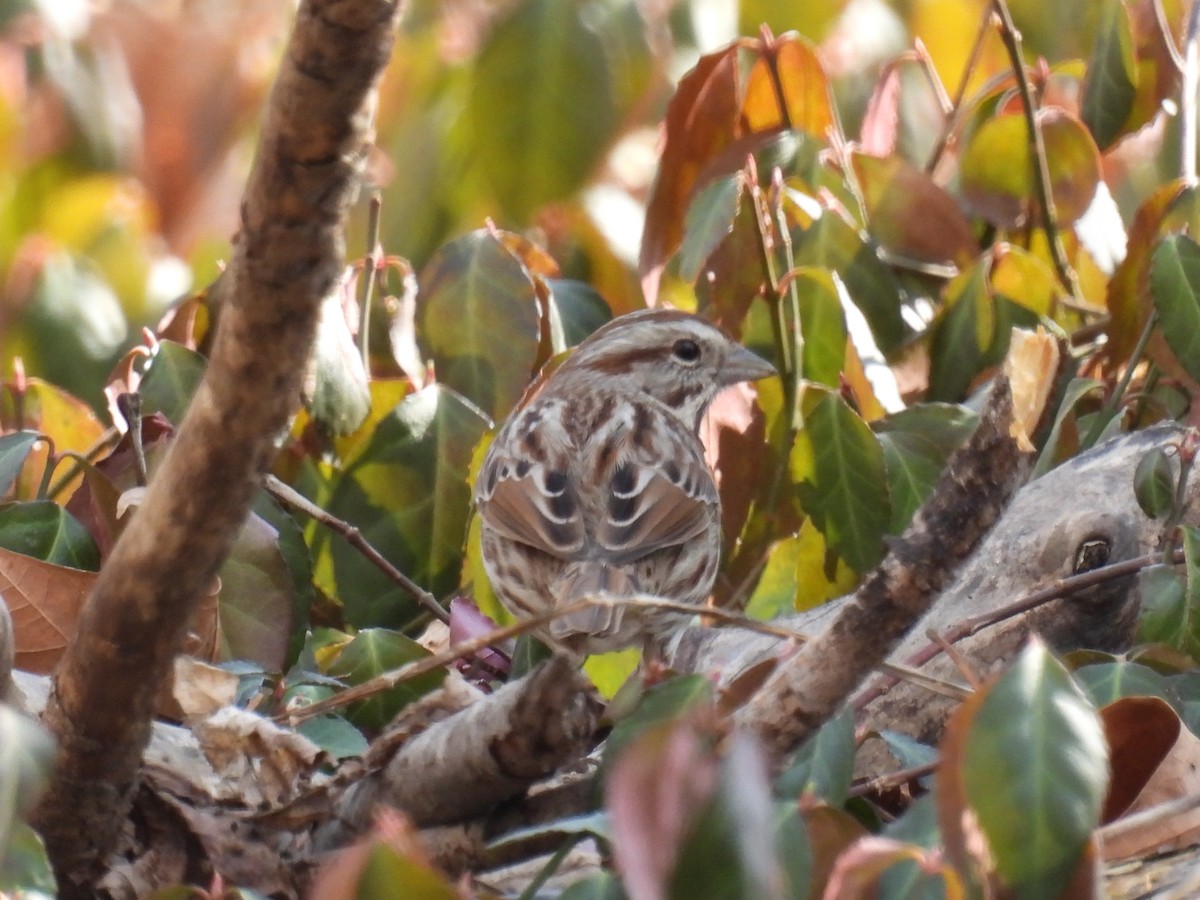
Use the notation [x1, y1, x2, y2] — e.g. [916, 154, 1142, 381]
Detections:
[474, 308, 775, 655]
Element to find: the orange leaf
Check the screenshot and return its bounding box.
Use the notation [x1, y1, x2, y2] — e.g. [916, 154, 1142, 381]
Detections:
[640, 46, 741, 304]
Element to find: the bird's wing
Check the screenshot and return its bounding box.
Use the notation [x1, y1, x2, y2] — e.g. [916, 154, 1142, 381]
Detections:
[475, 399, 718, 563]
[591, 412, 718, 564]
[474, 401, 587, 557]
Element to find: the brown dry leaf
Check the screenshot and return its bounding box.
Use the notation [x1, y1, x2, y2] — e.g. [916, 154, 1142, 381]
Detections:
[167, 656, 239, 722]
[0, 547, 94, 673]
[1002, 327, 1060, 452]
[191, 706, 329, 808]
[1101, 696, 1200, 860]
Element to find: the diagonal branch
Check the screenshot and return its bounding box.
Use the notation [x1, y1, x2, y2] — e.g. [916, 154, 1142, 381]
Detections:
[31, 1, 405, 891]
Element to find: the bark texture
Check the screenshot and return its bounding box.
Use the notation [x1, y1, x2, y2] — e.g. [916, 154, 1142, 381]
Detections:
[31, 1, 405, 891]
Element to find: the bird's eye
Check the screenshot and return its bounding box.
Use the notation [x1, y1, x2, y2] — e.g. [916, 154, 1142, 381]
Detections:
[672, 339, 701, 363]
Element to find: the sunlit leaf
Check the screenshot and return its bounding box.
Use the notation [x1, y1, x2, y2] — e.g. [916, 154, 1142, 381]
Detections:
[641, 45, 741, 303]
[314, 385, 489, 628]
[791, 388, 888, 573]
[1, 379, 105, 502]
[327, 628, 446, 730]
[790, 267, 846, 388]
[790, 213, 906, 352]
[960, 109, 1101, 229]
[742, 33, 834, 138]
[305, 286, 371, 436]
[417, 229, 540, 421]
[1105, 180, 1196, 362]
[463, 0, 617, 221]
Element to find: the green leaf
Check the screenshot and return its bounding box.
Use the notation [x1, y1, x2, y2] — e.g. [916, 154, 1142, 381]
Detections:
[547, 279, 613, 347]
[1150, 233, 1200, 382]
[1133, 447, 1177, 519]
[0, 705, 56, 878]
[1137, 532, 1200, 659]
[669, 733, 787, 900]
[776, 707, 856, 805]
[417, 230, 540, 421]
[791, 388, 889, 573]
[1081, 0, 1137, 151]
[604, 675, 714, 772]
[1031, 377, 1105, 477]
[327, 628, 446, 730]
[791, 267, 847, 388]
[1073, 660, 1177, 709]
[295, 714, 369, 760]
[305, 289, 371, 436]
[138, 340, 207, 426]
[0, 822, 56, 895]
[314, 385, 489, 628]
[559, 872, 628, 900]
[962, 643, 1107, 899]
[463, 0, 617, 221]
[679, 176, 743, 283]
[354, 840, 459, 899]
[216, 512, 296, 670]
[791, 213, 906, 352]
[0, 433, 40, 498]
[743, 535, 801, 620]
[0, 501, 100, 570]
[875, 403, 977, 532]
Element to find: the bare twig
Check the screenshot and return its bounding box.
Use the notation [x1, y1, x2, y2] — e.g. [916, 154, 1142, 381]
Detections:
[264, 474, 449, 623]
[31, 1, 406, 889]
[990, 0, 1083, 303]
[855, 544, 1185, 710]
[925, 7, 995, 173]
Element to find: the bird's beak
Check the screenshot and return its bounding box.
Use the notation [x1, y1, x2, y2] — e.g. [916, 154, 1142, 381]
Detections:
[723, 345, 777, 385]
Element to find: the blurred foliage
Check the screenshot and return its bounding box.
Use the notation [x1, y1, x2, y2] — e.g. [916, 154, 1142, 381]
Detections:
[5, 0, 1200, 894]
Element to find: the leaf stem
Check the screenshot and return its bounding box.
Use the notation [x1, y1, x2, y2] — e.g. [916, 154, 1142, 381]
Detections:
[990, 0, 1083, 303]
[926, 5, 995, 173]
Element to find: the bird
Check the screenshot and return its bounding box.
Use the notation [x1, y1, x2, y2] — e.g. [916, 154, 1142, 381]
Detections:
[473, 307, 776, 657]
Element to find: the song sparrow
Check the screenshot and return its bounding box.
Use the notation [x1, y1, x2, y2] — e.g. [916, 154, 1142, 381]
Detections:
[474, 308, 775, 656]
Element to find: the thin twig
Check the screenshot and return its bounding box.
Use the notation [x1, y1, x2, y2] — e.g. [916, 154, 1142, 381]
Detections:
[358, 192, 384, 365]
[855, 545, 1185, 710]
[264, 473, 449, 624]
[926, 5, 996, 173]
[990, 0, 1083, 302]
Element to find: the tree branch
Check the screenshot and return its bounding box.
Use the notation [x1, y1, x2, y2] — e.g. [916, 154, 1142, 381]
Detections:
[31, 1, 405, 890]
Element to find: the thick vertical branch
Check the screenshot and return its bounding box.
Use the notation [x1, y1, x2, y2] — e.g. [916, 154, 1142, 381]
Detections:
[32, 1, 405, 890]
